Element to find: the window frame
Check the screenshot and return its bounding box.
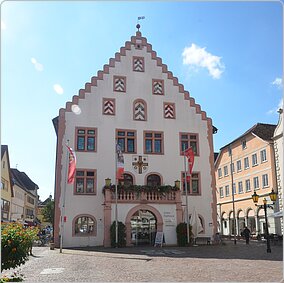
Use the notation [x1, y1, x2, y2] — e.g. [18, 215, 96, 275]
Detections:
[232, 183, 236, 195]
[219, 187, 224, 198]
[73, 214, 97, 237]
[252, 153, 258, 167]
[242, 140, 247, 150]
[74, 169, 97, 195]
[75, 127, 97, 152]
[262, 174, 269, 188]
[146, 174, 162, 187]
[181, 171, 201, 195]
[244, 157, 249, 169]
[179, 132, 199, 156]
[253, 176, 259, 190]
[116, 129, 137, 154]
[230, 163, 235, 174]
[238, 181, 243, 194]
[224, 166, 228, 176]
[218, 168, 222, 178]
[225, 185, 230, 197]
[144, 131, 164, 155]
[245, 179, 251, 192]
[236, 160, 242, 172]
[123, 173, 135, 186]
[260, 149, 267, 163]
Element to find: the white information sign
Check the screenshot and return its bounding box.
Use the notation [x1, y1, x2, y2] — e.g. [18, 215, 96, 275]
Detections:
[154, 231, 164, 247]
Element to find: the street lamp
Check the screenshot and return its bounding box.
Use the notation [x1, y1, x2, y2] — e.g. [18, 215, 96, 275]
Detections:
[251, 188, 277, 253]
[175, 180, 181, 189]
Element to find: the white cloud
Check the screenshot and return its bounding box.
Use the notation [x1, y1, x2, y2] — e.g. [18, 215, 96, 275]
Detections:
[182, 43, 225, 79]
[1, 20, 6, 30]
[271, 77, 283, 89]
[31, 57, 43, 71]
[53, 84, 64, 95]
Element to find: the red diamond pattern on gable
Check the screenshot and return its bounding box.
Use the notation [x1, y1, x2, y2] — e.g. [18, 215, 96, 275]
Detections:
[133, 57, 144, 72]
[103, 98, 115, 115]
[152, 79, 164, 95]
[164, 103, 175, 119]
[134, 101, 146, 121]
[113, 76, 126, 92]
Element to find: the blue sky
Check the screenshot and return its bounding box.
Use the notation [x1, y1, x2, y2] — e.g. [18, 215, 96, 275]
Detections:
[1, 1, 283, 200]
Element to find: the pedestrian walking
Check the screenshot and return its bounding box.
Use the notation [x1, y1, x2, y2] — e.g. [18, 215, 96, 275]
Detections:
[243, 226, 251, 244]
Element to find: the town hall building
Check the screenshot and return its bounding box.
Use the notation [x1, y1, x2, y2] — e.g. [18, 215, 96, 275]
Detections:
[53, 26, 217, 248]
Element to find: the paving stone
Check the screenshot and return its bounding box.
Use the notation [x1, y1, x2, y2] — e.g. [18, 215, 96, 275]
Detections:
[2, 240, 283, 282]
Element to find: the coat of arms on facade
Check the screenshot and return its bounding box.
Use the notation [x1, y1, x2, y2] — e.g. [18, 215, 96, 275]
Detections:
[132, 155, 148, 174]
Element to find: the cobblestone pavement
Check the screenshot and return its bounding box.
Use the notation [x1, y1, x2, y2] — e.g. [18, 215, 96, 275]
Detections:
[2, 240, 283, 282]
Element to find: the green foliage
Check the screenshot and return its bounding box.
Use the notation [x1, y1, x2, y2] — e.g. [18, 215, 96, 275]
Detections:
[176, 222, 192, 246]
[42, 200, 54, 226]
[1, 222, 39, 271]
[110, 221, 126, 248]
[103, 184, 179, 195]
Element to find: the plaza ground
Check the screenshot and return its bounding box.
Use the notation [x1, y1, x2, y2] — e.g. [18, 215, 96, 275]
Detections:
[3, 240, 283, 282]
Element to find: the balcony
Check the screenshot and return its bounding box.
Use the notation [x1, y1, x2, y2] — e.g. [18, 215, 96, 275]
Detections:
[103, 184, 181, 204]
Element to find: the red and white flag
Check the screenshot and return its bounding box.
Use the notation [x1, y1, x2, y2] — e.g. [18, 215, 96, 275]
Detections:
[66, 145, 76, 184]
[183, 147, 195, 177]
[116, 143, 124, 180]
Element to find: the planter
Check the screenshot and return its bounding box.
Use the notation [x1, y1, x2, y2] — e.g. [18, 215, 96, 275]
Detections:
[49, 242, 55, 250]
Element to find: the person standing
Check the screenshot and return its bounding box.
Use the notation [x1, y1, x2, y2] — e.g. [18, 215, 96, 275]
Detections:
[243, 226, 251, 244]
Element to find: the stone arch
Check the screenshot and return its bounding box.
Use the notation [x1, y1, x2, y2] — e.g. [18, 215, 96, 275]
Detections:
[125, 204, 163, 246]
[237, 209, 245, 218]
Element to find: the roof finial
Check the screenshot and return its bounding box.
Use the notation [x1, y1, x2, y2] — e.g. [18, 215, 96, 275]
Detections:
[137, 16, 145, 32]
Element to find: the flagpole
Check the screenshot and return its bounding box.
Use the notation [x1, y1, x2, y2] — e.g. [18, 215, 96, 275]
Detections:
[60, 139, 69, 253]
[183, 147, 190, 245]
[115, 142, 118, 248]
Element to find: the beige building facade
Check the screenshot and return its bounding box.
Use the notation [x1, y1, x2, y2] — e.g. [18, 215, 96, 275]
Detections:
[215, 123, 281, 237]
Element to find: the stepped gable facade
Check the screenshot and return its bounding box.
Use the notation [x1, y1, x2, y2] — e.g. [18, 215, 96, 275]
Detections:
[53, 28, 217, 247]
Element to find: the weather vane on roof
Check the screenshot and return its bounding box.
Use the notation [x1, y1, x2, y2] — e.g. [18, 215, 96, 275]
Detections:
[136, 16, 145, 31]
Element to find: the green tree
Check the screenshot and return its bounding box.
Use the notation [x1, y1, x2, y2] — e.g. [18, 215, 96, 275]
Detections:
[42, 200, 54, 226]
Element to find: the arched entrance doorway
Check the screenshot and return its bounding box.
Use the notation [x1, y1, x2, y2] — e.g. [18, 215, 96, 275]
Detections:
[125, 204, 163, 247]
[131, 210, 156, 246]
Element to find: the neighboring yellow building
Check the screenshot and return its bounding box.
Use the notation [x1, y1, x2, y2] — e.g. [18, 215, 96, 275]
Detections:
[215, 123, 280, 238]
[1, 145, 13, 222]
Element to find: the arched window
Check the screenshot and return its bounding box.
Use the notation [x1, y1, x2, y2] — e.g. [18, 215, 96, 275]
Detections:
[123, 173, 134, 187]
[147, 174, 161, 187]
[74, 215, 96, 236]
